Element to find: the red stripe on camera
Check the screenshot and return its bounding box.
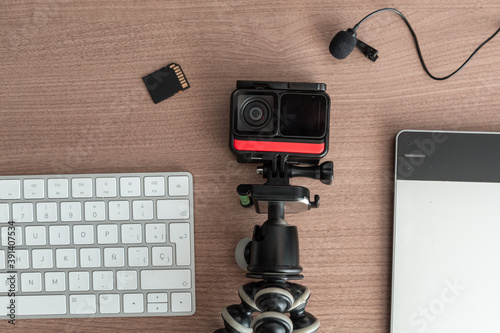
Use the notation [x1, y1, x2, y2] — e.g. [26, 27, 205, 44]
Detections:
[233, 139, 325, 154]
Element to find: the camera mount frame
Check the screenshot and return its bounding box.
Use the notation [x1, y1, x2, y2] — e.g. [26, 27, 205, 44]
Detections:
[214, 155, 333, 333]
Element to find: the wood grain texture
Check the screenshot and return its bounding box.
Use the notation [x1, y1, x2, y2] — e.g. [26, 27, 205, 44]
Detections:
[0, 0, 499, 332]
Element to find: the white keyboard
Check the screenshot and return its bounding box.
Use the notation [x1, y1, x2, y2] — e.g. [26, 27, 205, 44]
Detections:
[0, 172, 195, 319]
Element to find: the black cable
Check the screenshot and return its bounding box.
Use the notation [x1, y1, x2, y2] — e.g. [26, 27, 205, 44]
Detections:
[352, 8, 500, 80]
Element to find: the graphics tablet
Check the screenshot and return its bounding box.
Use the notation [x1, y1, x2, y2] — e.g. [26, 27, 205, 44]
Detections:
[392, 130, 500, 333]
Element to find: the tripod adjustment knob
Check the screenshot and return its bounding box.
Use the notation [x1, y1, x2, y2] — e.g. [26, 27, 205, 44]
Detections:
[235, 238, 252, 271]
[318, 161, 334, 185]
[289, 161, 334, 185]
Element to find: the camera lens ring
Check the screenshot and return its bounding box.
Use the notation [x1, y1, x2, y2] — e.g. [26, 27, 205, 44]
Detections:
[241, 99, 271, 128]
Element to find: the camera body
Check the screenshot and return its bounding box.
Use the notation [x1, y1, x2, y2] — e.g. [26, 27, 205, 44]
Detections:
[230, 81, 331, 164]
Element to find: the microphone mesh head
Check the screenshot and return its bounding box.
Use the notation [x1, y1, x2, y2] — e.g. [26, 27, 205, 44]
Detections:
[329, 30, 357, 59]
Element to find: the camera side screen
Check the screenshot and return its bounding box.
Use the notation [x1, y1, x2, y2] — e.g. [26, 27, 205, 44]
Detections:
[280, 93, 328, 139]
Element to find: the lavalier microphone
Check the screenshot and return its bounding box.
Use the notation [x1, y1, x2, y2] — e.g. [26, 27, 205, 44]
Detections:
[329, 8, 500, 80]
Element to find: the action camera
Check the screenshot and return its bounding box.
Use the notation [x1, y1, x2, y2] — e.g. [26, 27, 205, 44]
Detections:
[230, 81, 331, 164]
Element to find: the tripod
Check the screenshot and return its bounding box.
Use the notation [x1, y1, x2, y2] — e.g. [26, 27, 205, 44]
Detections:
[214, 158, 333, 333]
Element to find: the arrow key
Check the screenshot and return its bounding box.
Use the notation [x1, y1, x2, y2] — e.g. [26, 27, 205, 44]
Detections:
[147, 302, 168, 313]
[171, 292, 192, 313]
[123, 293, 144, 313]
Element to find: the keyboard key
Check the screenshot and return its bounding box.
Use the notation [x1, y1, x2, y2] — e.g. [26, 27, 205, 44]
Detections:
[0, 295, 66, 316]
[99, 294, 120, 314]
[171, 292, 192, 312]
[93, 271, 114, 291]
[21, 272, 42, 292]
[12, 202, 33, 222]
[128, 247, 149, 267]
[152, 246, 173, 266]
[170, 223, 191, 265]
[80, 248, 101, 268]
[148, 302, 168, 313]
[168, 176, 190, 196]
[109, 200, 130, 221]
[0, 250, 4, 269]
[146, 223, 166, 243]
[47, 178, 69, 198]
[147, 293, 168, 303]
[117, 270, 138, 290]
[123, 293, 144, 313]
[56, 248, 77, 268]
[60, 202, 82, 222]
[0, 273, 18, 292]
[69, 294, 96, 314]
[85, 201, 106, 221]
[25, 226, 47, 246]
[98, 224, 118, 244]
[45, 272, 66, 292]
[122, 224, 142, 243]
[24, 179, 45, 199]
[0, 203, 9, 223]
[72, 178, 93, 198]
[11, 250, 29, 269]
[32, 249, 53, 269]
[96, 177, 117, 198]
[120, 177, 141, 197]
[144, 176, 165, 197]
[157, 199, 190, 220]
[133, 200, 154, 220]
[104, 247, 125, 267]
[73, 225, 94, 244]
[36, 202, 58, 222]
[1, 226, 23, 246]
[49, 225, 70, 245]
[141, 270, 191, 290]
[0, 180, 21, 199]
[69, 271, 90, 291]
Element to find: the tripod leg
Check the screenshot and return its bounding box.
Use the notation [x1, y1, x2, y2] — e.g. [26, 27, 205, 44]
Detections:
[288, 284, 320, 332]
[213, 283, 259, 333]
[251, 283, 295, 333]
[252, 312, 293, 333]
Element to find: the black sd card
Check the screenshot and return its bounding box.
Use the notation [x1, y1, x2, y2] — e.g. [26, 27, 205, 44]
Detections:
[143, 63, 190, 104]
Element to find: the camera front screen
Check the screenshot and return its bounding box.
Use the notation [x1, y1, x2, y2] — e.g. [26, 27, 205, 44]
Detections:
[280, 93, 328, 139]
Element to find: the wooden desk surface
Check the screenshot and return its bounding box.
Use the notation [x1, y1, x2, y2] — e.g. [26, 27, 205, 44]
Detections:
[0, 1, 499, 332]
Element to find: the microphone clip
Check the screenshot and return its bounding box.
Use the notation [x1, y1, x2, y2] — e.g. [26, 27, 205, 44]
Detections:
[356, 39, 378, 62]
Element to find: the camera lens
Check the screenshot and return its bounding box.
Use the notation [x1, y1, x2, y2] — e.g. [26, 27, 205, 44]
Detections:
[242, 100, 270, 128]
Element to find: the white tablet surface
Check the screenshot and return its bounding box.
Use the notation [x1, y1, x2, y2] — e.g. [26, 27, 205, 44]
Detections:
[392, 130, 500, 333]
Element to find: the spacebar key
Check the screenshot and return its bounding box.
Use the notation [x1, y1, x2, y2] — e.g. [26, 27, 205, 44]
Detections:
[0, 295, 67, 316]
[141, 270, 191, 289]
